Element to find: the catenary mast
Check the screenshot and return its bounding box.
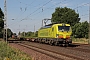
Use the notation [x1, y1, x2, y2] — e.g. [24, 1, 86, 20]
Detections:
[4, 0, 7, 43]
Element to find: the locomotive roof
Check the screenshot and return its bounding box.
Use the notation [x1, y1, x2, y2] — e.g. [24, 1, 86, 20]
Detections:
[40, 23, 70, 29]
[45, 23, 69, 26]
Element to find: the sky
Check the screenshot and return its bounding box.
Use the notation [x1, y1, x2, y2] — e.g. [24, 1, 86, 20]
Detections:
[0, 0, 90, 34]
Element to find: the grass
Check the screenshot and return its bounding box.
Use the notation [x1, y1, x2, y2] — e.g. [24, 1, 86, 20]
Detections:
[72, 38, 89, 44]
[0, 40, 31, 60]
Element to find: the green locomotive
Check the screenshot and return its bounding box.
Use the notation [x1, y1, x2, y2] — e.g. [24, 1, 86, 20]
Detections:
[37, 23, 72, 46]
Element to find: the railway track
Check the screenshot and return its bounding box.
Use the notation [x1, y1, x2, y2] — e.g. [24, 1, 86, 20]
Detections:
[8, 40, 90, 60]
[66, 46, 90, 53]
[15, 42, 85, 60]
[17, 43, 64, 60]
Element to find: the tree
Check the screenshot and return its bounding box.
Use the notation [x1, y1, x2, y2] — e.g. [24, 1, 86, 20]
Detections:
[0, 8, 4, 38]
[0, 8, 4, 29]
[7, 28, 13, 38]
[51, 7, 80, 26]
[72, 21, 89, 38]
[25, 31, 34, 37]
[13, 33, 17, 35]
[0, 8, 4, 18]
[34, 31, 38, 37]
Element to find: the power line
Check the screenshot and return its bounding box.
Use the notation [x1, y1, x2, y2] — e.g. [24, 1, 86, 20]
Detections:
[81, 13, 89, 17]
[10, 0, 74, 28]
[9, 1, 90, 33]
[73, 2, 90, 11]
[24, 0, 71, 26]
[12, 1, 90, 24]
[22, 0, 52, 20]
[32, 2, 90, 26]
[11, 0, 53, 29]
[14, 0, 37, 20]
[20, 0, 68, 21]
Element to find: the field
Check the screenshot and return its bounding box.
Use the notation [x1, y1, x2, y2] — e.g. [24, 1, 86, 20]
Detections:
[0, 40, 31, 60]
[72, 38, 88, 44]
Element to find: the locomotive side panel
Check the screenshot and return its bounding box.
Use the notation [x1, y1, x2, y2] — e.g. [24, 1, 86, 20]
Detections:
[38, 27, 51, 38]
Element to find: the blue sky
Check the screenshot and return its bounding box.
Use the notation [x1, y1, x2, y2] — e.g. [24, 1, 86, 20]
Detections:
[0, 0, 90, 34]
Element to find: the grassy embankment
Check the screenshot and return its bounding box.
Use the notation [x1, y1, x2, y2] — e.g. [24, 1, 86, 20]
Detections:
[72, 38, 88, 44]
[0, 40, 31, 60]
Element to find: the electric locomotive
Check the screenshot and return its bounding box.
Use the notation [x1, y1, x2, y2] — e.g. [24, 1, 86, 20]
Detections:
[37, 23, 72, 46]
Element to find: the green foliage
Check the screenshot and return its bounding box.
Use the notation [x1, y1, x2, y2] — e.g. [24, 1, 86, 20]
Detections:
[34, 31, 38, 37]
[0, 41, 31, 60]
[7, 28, 13, 38]
[13, 33, 17, 35]
[20, 31, 38, 37]
[72, 21, 89, 38]
[0, 18, 4, 29]
[0, 32, 3, 38]
[20, 31, 34, 37]
[0, 8, 13, 38]
[51, 7, 80, 26]
[26, 31, 34, 37]
[0, 8, 4, 38]
[2, 28, 13, 38]
[0, 8, 4, 19]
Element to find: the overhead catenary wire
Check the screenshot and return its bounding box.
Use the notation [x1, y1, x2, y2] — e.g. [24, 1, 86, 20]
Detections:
[14, 0, 52, 21]
[11, 0, 68, 28]
[22, 0, 53, 21]
[18, 0, 74, 26]
[11, 0, 90, 27]
[22, 0, 74, 21]
[20, 0, 53, 21]
[10, 0, 53, 26]
[23, 0, 90, 21]
[14, 0, 37, 20]
[27, 2, 90, 27]
[9, 1, 90, 34]
[10, 1, 90, 24]
[20, 0, 69, 21]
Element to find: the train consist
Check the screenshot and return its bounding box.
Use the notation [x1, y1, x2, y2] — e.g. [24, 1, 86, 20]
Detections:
[35, 23, 72, 46]
[12, 23, 72, 46]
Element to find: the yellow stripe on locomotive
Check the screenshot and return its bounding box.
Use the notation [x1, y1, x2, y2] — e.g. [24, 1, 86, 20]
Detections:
[38, 23, 72, 39]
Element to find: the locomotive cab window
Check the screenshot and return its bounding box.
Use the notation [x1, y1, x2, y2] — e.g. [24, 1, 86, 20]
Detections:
[58, 26, 70, 31]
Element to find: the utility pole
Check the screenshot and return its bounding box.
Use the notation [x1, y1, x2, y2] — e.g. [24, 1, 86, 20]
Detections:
[34, 25, 35, 36]
[24, 29, 25, 37]
[42, 20, 43, 27]
[89, 3, 90, 44]
[4, 0, 7, 43]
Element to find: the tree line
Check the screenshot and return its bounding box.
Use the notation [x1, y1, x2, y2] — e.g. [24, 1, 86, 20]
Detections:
[18, 31, 38, 37]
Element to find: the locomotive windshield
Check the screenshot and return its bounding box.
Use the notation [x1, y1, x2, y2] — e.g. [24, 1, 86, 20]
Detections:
[58, 26, 70, 31]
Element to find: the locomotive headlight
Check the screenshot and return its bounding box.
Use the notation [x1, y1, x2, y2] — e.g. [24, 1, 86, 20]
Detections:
[59, 34, 63, 38]
[57, 34, 63, 38]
